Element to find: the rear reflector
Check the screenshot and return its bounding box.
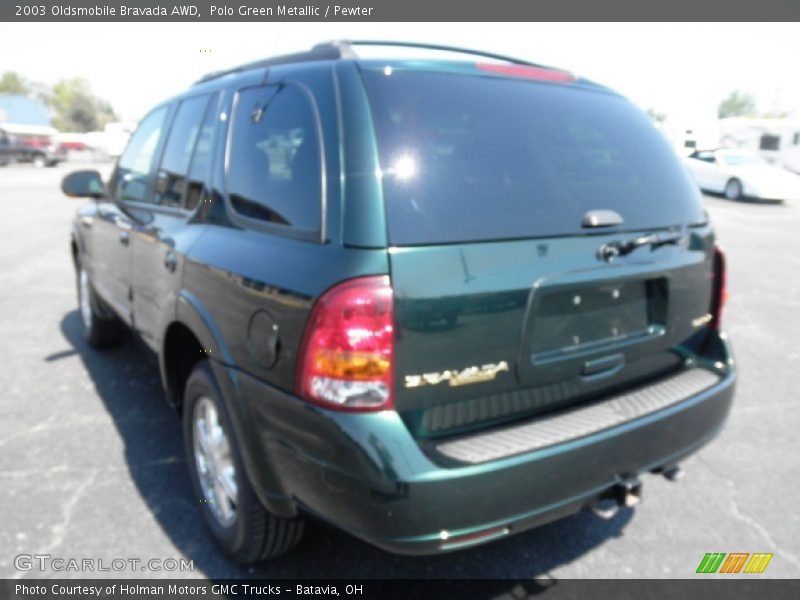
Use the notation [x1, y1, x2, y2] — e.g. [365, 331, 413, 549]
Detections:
[710, 245, 727, 330]
[476, 62, 575, 83]
[296, 276, 394, 411]
[439, 526, 510, 551]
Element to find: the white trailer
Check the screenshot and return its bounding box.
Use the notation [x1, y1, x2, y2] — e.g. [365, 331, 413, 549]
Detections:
[718, 117, 800, 174]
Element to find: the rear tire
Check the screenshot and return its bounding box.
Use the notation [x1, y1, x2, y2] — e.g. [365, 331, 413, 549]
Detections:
[183, 361, 304, 564]
[31, 154, 46, 168]
[76, 262, 124, 348]
[724, 178, 743, 201]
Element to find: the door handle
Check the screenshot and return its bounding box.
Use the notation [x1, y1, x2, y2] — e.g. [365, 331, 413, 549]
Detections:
[582, 353, 625, 380]
[116, 219, 132, 245]
[164, 251, 177, 273]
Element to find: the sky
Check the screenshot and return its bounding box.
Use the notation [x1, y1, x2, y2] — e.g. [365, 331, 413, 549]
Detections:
[0, 22, 797, 126]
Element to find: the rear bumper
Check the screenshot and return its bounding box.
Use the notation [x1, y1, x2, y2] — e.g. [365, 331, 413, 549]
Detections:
[225, 338, 735, 555]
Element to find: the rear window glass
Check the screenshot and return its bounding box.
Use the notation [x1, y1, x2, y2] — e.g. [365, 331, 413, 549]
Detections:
[362, 70, 705, 245]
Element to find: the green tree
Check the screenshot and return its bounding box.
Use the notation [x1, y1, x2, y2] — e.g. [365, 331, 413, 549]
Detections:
[646, 108, 667, 124]
[48, 78, 117, 132]
[718, 90, 757, 119]
[0, 71, 29, 95]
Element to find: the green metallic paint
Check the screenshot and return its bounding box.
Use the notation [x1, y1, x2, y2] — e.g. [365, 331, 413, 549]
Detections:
[235, 342, 734, 553]
[335, 61, 388, 248]
[68, 54, 736, 557]
[389, 228, 718, 436]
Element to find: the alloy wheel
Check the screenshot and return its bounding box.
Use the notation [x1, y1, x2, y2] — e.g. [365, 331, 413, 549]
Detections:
[724, 179, 742, 200]
[79, 269, 93, 330]
[193, 396, 238, 527]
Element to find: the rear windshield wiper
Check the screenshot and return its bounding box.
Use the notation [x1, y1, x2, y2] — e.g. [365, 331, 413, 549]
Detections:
[618, 231, 684, 255]
[598, 230, 685, 261]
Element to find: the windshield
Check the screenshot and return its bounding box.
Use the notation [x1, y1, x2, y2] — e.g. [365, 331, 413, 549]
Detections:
[362, 69, 706, 245]
[720, 154, 768, 166]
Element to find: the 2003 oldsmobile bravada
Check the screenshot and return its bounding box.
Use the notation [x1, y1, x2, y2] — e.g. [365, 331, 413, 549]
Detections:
[62, 41, 735, 563]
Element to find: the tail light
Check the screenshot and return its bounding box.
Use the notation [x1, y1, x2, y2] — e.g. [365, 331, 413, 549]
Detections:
[296, 276, 394, 411]
[710, 245, 727, 330]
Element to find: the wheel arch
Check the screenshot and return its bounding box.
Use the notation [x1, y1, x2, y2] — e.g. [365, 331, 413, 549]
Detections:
[161, 293, 296, 517]
[161, 320, 207, 411]
[70, 221, 87, 269]
[70, 236, 79, 270]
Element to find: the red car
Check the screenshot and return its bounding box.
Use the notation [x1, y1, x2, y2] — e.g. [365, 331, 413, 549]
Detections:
[0, 127, 67, 167]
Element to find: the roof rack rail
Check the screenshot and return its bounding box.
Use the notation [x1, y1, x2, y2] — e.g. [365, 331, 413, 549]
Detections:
[194, 40, 552, 85]
[331, 40, 546, 68]
[193, 43, 346, 85]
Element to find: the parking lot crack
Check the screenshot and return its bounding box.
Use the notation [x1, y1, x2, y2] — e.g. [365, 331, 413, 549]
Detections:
[0, 413, 60, 449]
[15, 469, 99, 578]
[697, 456, 800, 570]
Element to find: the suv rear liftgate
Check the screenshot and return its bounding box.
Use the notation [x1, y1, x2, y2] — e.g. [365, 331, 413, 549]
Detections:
[363, 67, 725, 444]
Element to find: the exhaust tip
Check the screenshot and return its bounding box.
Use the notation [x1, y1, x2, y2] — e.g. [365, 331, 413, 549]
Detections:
[589, 498, 620, 520]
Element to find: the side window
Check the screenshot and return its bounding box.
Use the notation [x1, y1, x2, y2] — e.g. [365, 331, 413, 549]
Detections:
[226, 84, 321, 231]
[155, 94, 210, 207]
[759, 134, 780, 151]
[184, 93, 219, 211]
[116, 107, 168, 203]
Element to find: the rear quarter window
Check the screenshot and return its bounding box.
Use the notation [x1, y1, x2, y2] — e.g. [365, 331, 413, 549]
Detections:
[362, 69, 705, 245]
[225, 83, 322, 232]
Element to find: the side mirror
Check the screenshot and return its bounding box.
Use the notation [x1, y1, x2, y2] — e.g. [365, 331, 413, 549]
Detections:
[61, 170, 105, 199]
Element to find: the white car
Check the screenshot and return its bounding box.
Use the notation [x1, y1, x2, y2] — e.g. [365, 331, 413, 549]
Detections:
[684, 149, 800, 202]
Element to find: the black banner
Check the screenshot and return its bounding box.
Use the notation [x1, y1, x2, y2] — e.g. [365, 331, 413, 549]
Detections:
[2, 579, 800, 600]
[2, 0, 800, 22]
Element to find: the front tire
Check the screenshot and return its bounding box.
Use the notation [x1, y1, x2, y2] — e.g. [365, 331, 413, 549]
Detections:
[31, 154, 46, 168]
[724, 178, 743, 201]
[76, 264, 124, 348]
[183, 361, 304, 564]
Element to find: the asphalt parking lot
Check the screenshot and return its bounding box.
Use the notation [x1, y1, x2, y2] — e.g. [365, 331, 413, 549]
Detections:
[1, 162, 798, 580]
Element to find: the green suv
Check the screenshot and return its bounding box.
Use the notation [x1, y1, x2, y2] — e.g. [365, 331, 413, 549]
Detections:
[62, 41, 735, 564]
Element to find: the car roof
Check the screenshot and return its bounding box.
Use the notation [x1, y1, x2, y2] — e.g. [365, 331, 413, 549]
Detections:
[190, 40, 615, 96]
[147, 41, 619, 123]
